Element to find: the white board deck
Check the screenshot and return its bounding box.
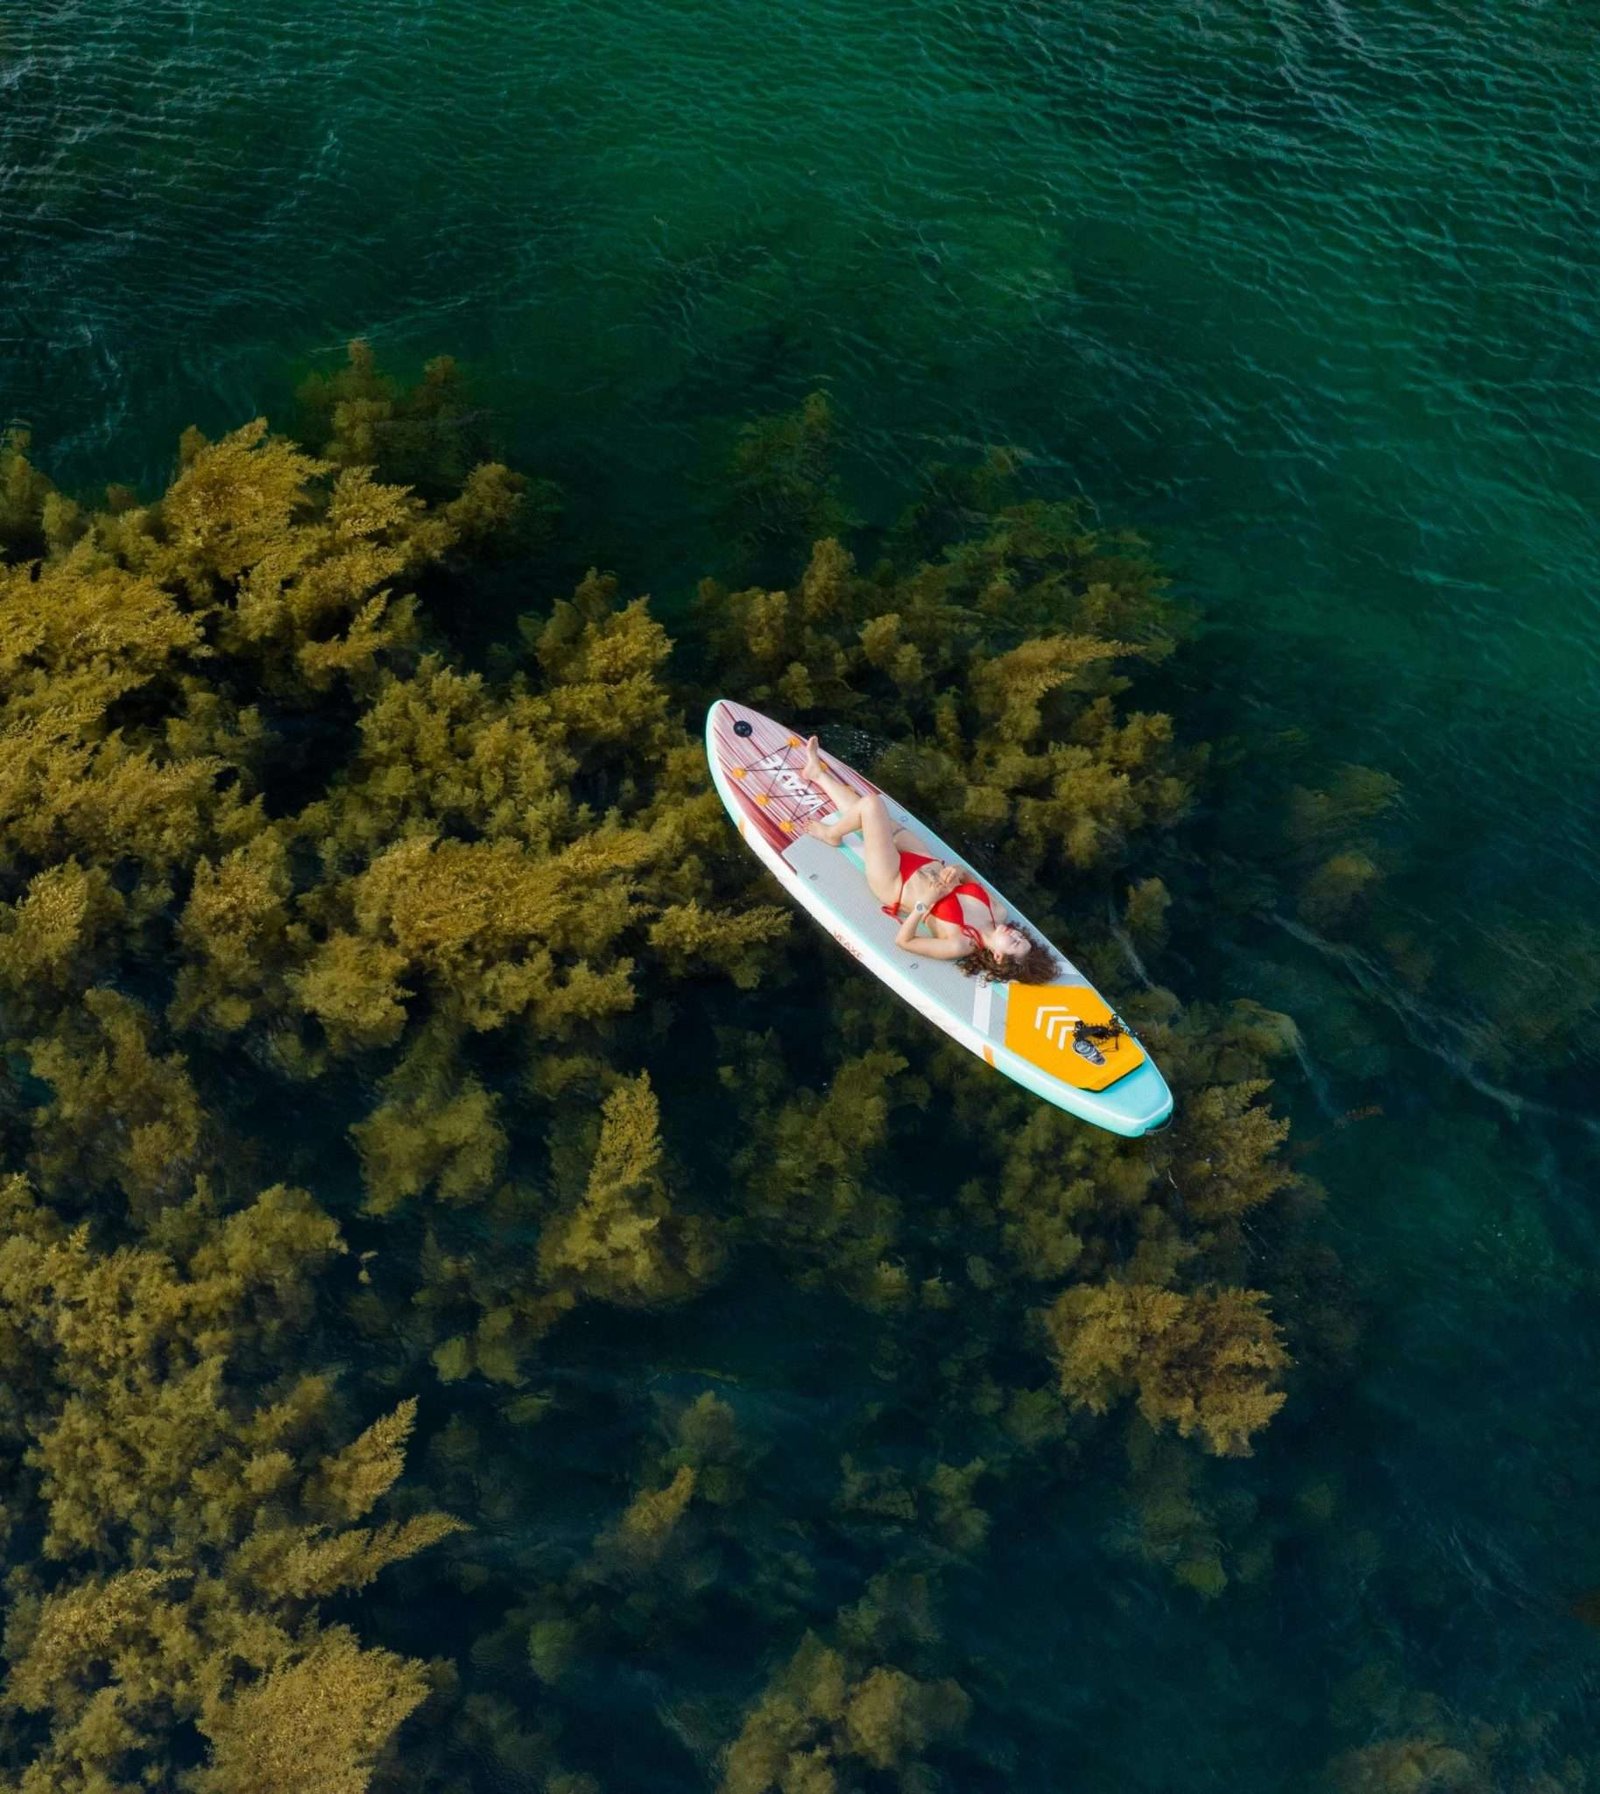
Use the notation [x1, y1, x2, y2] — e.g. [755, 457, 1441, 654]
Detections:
[706, 700, 1173, 1137]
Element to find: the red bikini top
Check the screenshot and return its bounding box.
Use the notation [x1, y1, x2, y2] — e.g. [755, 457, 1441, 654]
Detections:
[882, 851, 995, 946]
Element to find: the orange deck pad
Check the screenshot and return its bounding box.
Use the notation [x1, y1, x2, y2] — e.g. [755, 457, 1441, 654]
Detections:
[1003, 984, 1146, 1091]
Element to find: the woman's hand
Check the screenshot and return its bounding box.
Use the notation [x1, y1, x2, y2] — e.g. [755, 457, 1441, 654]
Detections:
[896, 898, 929, 947]
[932, 864, 963, 896]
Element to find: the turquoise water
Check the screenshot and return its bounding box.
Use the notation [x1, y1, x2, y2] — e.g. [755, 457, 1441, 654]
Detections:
[6, 0, 1600, 1786]
[9, 2, 1598, 971]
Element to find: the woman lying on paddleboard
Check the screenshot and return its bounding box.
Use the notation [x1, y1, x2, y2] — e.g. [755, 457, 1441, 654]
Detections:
[800, 738, 1059, 984]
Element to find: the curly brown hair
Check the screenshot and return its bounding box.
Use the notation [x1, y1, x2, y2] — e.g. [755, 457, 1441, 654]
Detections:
[960, 923, 1060, 986]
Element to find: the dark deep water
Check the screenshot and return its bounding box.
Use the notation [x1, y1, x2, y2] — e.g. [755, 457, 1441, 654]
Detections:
[4, 0, 1600, 1786]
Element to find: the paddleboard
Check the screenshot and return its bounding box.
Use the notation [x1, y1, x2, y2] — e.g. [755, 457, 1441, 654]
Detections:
[705, 699, 1173, 1137]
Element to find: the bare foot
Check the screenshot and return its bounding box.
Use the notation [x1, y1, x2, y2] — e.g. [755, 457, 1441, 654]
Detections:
[802, 735, 824, 781]
[803, 818, 837, 845]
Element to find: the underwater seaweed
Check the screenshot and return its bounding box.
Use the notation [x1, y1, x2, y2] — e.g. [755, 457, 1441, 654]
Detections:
[0, 364, 1307, 1791]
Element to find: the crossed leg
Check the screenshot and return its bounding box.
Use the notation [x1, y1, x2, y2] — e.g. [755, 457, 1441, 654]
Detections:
[800, 737, 903, 901]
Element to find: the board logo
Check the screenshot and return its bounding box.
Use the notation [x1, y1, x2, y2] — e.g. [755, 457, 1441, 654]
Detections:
[752, 749, 828, 812]
[1033, 1005, 1113, 1064]
[1032, 1004, 1085, 1050]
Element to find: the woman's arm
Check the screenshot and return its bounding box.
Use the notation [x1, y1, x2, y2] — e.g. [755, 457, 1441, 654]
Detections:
[895, 900, 969, 960]
[899, 934, 971, 961]
[894, 898, 930, 949]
